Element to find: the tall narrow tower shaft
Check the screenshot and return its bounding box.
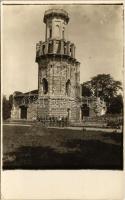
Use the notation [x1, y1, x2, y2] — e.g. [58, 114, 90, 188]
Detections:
[36, 9, 81, 122]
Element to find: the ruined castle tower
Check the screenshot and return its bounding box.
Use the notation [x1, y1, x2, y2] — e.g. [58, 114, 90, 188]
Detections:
[11, 9, 106, 121]
[35, 9, 81, 121]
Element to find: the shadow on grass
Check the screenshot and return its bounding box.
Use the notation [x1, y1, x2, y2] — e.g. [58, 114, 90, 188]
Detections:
[3, 139, 123, 170]
[102, 132, 123, 144]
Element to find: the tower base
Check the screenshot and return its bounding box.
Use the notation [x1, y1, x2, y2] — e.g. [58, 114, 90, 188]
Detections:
[37, 95, 81, 122]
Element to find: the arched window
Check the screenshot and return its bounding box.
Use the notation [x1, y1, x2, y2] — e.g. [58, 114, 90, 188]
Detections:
[62, 27, 65, 39]
[81, 104, 90, 118]
[64, 45, 67, 54]
[70, 47, 72, 56]
[67, 108, 71, 120]
[42, 45, 45, 54]
[42, 78, 48, 94]
[48, 42, 53, 53]
[55, 25, 60, 37]
[49, 28, 52, 38]
[20, 105, 27, 119]
[66, 79, 71, 96]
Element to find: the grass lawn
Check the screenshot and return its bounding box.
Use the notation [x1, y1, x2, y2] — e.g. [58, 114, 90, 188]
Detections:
[3, 124, 123, 170]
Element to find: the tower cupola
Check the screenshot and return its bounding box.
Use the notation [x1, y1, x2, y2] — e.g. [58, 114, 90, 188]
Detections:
[43, 9, 69, 40]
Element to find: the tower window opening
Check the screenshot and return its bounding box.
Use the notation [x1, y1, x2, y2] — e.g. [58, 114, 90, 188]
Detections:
[49, 28, 52, 38]
[62, 27, 65, 39]
[20, 105, 27, 119]
[64, 45, 67, 54]
[66, 79, 71, 96]
[48, 42, 53, 53]
[81, 104, 90, 118]
[42, 45, 45, 54]
[42, 78, 48, 94]
[70, 47, 72, 56]
[55, 24, 60, 37]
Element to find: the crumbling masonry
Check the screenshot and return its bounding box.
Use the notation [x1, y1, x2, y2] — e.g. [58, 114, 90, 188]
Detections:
[11, 9, 106, 121]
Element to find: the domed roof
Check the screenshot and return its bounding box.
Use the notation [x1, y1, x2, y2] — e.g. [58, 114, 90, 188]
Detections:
[43, 9, 69, 23]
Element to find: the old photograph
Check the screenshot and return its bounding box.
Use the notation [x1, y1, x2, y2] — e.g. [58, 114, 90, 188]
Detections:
[2, 3, 123, 170]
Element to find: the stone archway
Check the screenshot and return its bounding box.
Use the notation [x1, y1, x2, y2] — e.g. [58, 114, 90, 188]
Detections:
[81, 104, 90, 119]
[20, 105, 27, 119]
[42, 78, 48, 94]
[67, 108, 71, 120]
[66, 79, 71, 96]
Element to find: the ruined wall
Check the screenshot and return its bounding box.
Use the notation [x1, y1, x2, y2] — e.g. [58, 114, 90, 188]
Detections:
[27, 103, 38, 120]
[37, 57, 81, 121]
[11, 106, 20, 119]
[39, 58, 80, 98]
[11, 9, 81, 122]
[81, 97, 107, 118]
[36, 96, 80, 121]
[37, 97, 49, 119]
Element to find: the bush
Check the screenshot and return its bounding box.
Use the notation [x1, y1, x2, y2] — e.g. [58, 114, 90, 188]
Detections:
[107, 120, 122, 128]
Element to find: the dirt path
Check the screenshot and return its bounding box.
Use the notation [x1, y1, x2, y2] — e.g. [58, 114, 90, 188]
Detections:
[3, 123, 122, 133]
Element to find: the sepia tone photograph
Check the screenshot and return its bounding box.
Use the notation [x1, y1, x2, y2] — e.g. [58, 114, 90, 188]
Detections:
[2, 3, 124, 170]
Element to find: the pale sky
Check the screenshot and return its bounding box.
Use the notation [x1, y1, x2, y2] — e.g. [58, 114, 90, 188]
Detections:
[2, 4, 123, 96]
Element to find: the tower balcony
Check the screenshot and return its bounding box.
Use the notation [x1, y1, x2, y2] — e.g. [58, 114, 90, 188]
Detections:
[36, 39, 77, 63]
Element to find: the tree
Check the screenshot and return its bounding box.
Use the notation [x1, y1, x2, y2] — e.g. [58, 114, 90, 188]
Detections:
[81, 74, 123, 114]
[108, 95, 123, 114]
[3, 95, 10, 120]
[90, 74, 122, 102]
[9, 94, 13, 111]
[81, 81, 92, 97]
[3, 94, 13, 120]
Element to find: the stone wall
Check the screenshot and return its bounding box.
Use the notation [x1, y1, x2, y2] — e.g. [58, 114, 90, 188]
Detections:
[39, 57, 80, 98]
[81, 97, 107, 118]
[36, 40, 76, 58]
[11, 106, 20, 119]
[36, 96, 80, 122]
[27, 103, 38, 120]
[37, 97, 49, 119]
[36, 53, 81, 122]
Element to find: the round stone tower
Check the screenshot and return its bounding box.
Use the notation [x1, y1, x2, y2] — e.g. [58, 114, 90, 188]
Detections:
[36, 9, 81, 122]
[44, 9, 69, 40]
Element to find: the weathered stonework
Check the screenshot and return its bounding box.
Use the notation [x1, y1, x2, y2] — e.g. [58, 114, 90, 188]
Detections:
[81, 97, 107, 119]
[11, 9, 106, 122]
[35, 9, 81, 122]
[11, 105, 20, 119]
[27, 103, 38, 120]
[11, 91, 38, 120]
